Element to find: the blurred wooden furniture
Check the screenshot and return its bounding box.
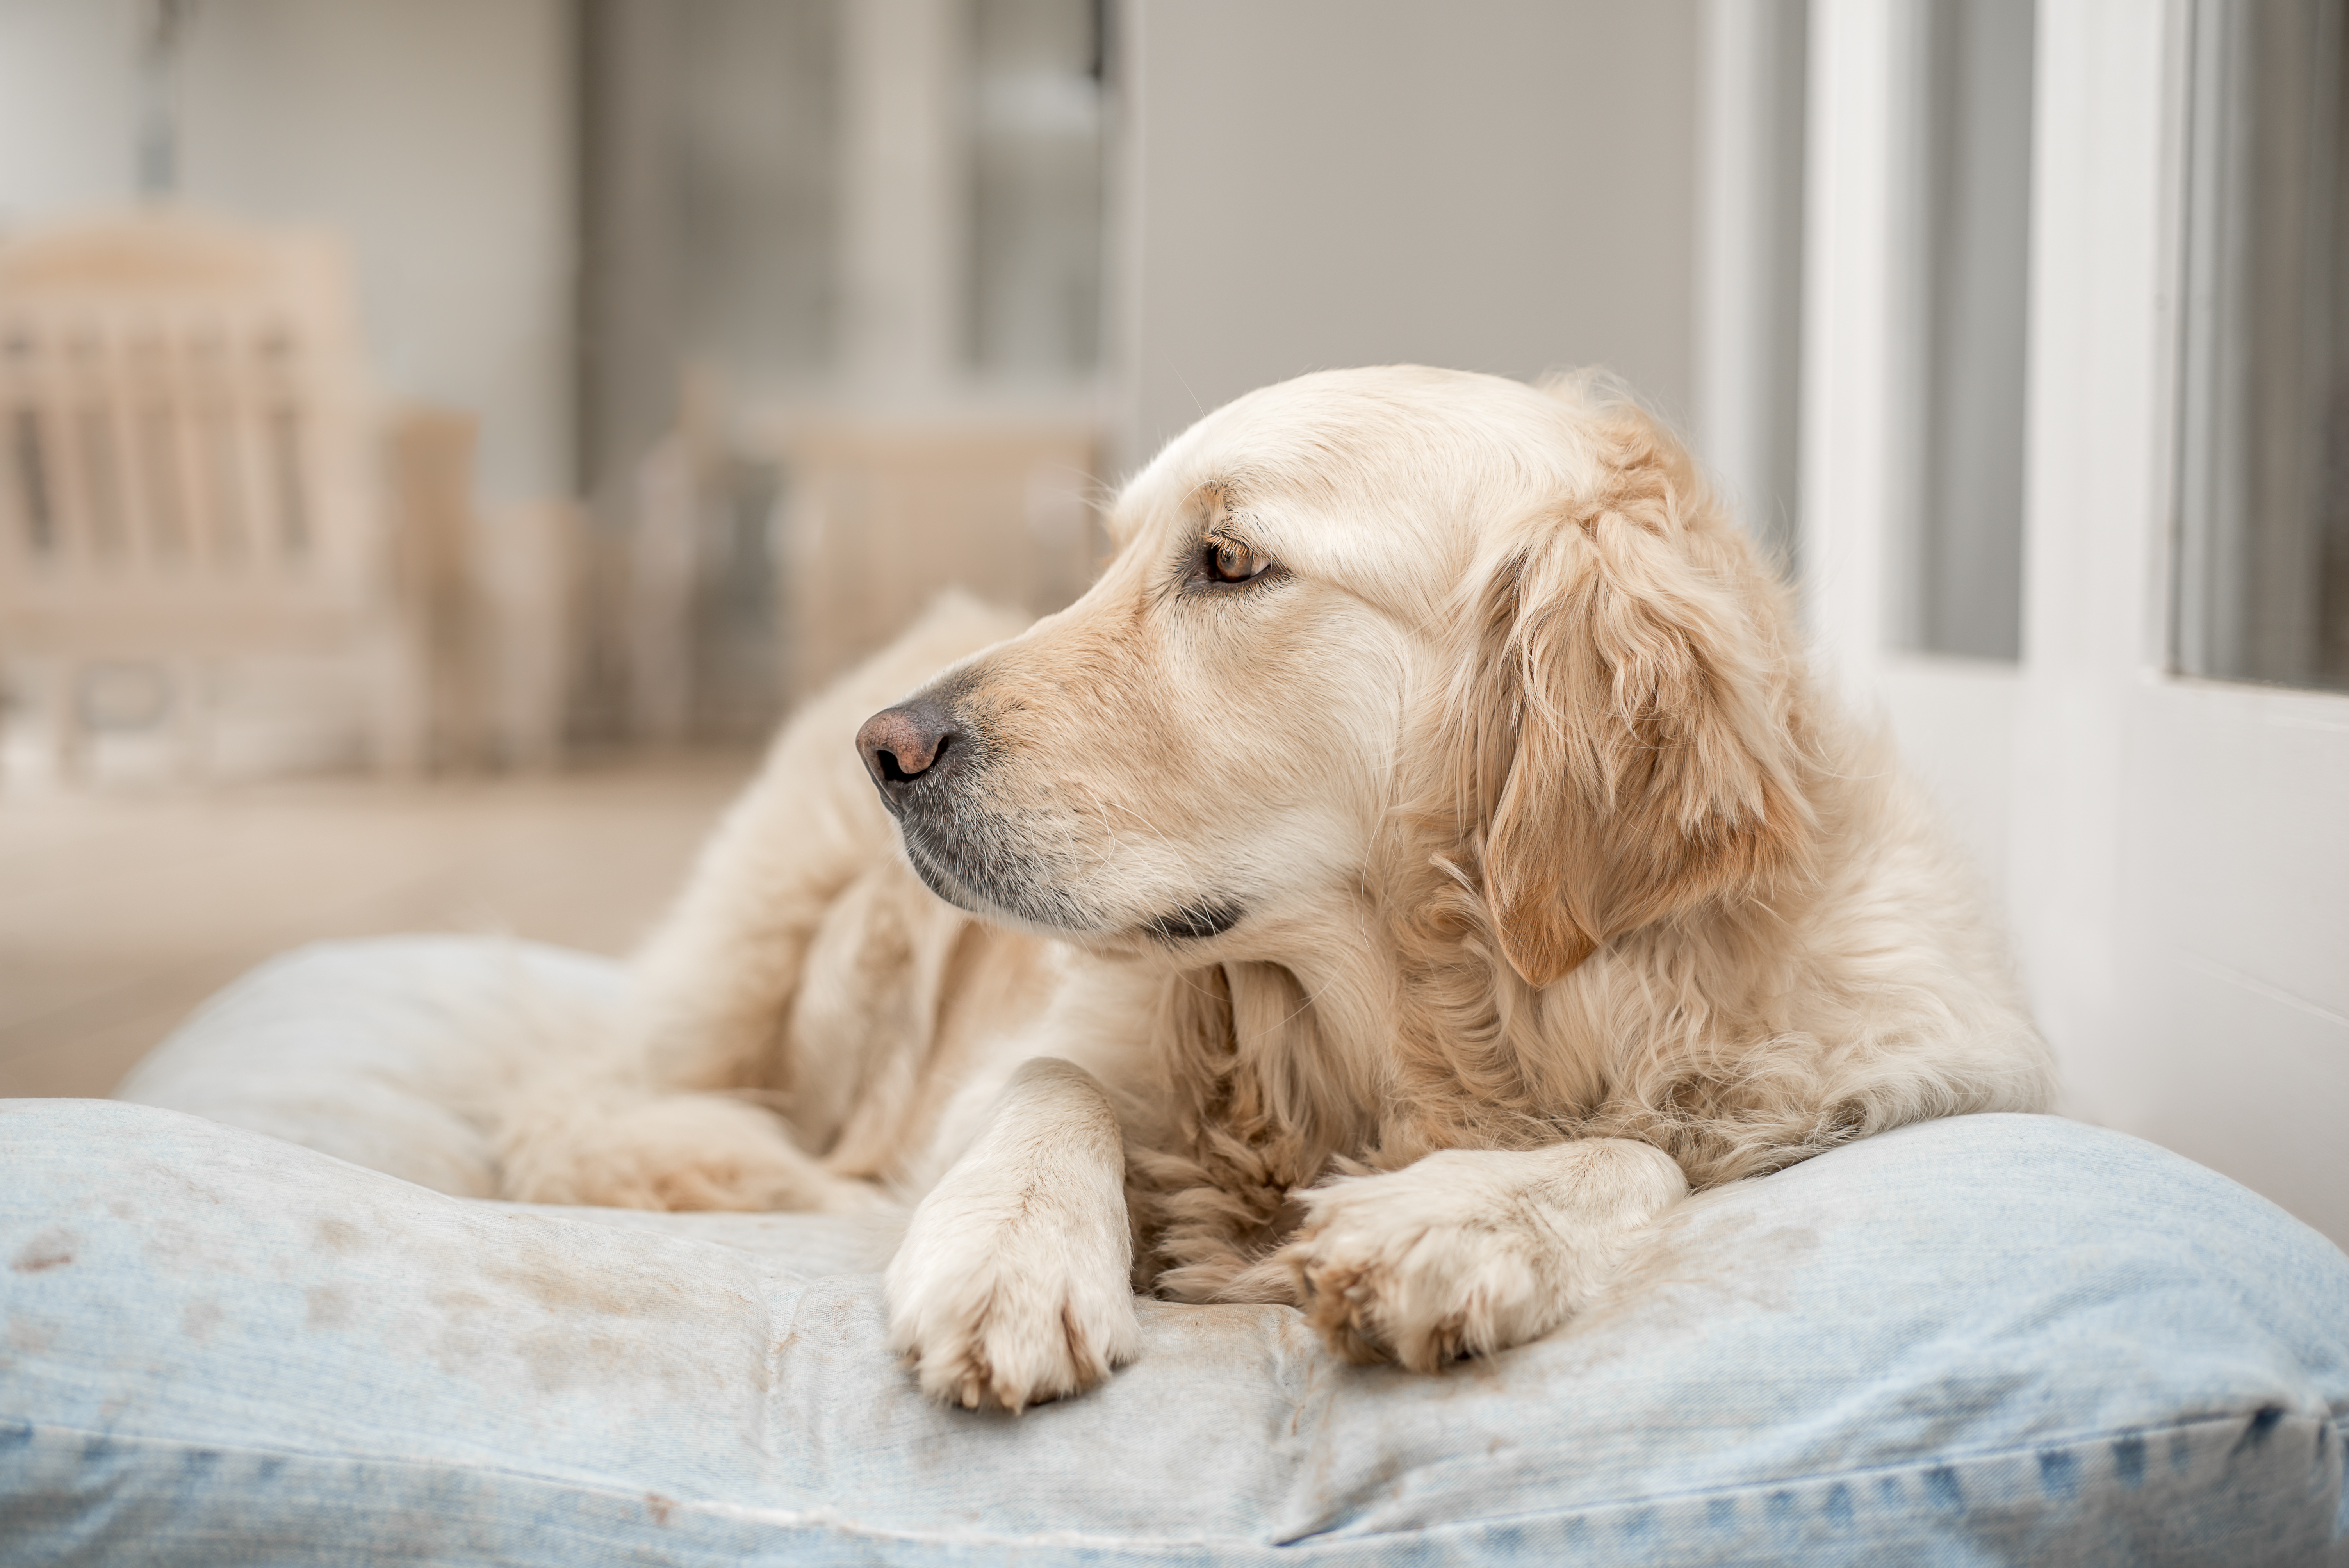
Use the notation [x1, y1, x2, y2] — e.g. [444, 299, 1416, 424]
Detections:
[771, 416, 1097, 701]
[0, 210, 577, 780]
[469, 496, 579, 770]
[626, 426, 703, 748]
[386, 409, 577, 772]
[617, 400, 1097, 739]
[622, 376, 782, 748]
[0, 209, 423, 779]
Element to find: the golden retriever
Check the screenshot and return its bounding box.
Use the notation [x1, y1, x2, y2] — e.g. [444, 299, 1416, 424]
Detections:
[497, 366, 2055, 1410]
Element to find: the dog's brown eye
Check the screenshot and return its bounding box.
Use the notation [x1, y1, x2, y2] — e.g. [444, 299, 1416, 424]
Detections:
[1203, 538, 1271, 584]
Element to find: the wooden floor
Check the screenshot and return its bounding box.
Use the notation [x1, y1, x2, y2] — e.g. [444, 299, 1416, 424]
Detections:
[0, 751, 758, 1100]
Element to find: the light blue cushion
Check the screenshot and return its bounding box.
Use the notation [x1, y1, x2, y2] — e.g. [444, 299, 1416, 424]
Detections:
[2, 937, 2345, 1565]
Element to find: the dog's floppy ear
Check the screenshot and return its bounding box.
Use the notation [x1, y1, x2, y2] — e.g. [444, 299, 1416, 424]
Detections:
[1453, 406, 1815, 988]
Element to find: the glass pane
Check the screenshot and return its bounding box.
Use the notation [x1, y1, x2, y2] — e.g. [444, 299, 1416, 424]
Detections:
[1913, 0, 2035, 660]
[2175, 0, 2349, 692]
[968, 0, 1103, 380]
[674, 0, 841, 386]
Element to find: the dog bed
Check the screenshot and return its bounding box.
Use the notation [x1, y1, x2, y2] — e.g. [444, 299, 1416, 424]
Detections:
[2, 935, 2344, 1565]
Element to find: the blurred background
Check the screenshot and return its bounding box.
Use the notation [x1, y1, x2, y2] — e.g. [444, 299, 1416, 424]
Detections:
[0, 1, 2343, 1246]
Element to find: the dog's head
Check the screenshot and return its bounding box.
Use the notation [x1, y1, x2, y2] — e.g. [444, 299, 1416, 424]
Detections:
[856, 367, 1816, 987]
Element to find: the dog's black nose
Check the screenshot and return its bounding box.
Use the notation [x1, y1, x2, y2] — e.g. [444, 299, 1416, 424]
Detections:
[856, 698, 966, 806]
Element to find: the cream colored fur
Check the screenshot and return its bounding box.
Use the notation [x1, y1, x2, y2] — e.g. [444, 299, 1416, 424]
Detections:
[494, 366, 2055, 1410]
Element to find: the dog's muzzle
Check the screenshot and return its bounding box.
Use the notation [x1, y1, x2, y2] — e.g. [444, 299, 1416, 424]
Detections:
[855, 694, 1245, 946]
[855, 693, 1066, 924]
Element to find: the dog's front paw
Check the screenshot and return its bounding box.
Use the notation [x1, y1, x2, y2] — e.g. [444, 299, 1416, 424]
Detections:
[884, 1183, 1140, 1412]
[1279, 1141, 1684, 1372]
[497, 1092, 875, 1213]
[1281, 1156, 1569, 1371]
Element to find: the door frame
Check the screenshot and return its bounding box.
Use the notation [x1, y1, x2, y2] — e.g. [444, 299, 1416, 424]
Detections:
[1783, 0, 2349, 1245]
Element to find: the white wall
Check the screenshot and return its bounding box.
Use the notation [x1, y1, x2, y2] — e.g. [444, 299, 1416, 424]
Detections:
[1109, 0, 1698, 472]
[0, 0, 574, 504]
[0, 2, 141, 216]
